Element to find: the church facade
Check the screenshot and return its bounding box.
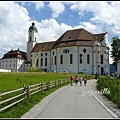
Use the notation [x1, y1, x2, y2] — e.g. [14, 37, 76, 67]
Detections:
[0, 22, 110, 74]
[27, 22, 110, 74]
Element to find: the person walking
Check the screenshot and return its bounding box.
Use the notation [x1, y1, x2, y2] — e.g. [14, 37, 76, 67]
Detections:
[79, 76, 82, 86]
[70, 75, 74, 86]
[75, 75, 78, 85]
[84, 77, 87, 86]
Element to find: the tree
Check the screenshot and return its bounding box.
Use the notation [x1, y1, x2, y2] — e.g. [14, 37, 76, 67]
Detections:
[111, 36, 120, 67]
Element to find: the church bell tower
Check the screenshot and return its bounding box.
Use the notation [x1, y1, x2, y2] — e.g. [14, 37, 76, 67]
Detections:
[27, 21, 38, 61]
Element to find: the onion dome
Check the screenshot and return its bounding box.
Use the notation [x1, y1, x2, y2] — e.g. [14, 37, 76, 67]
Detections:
[29, 22, 38, 33]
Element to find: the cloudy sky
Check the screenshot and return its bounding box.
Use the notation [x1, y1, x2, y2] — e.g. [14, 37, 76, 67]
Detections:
[0, 1, 120, 64]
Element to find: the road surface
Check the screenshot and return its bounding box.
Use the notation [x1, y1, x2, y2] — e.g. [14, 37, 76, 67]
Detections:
[21, 80, 114, 118]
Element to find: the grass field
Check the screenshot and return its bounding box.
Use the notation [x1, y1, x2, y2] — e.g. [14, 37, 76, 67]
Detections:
[0, 72, 94, 118]
[0, 72, 73, 93]
[0, 72, 75, 118]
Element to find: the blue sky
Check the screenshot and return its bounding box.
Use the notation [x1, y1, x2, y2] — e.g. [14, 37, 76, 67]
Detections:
[0, 1, 120, 64]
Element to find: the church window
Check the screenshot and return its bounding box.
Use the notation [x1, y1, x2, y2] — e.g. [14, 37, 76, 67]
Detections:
[35, 37, 36, 42]
[80, 54, 82, 63]
[87, 54, 90, 64]
[36, 59, 38, 66]
[83, 48, 86, 53]
[41, 53, 43, 56]
[60, 55, 63, 64]
[53, 51, 54, 56]
[63, 49, 70, 54]
[70, 54, 73, 64]
[45, 58, 47, 66]
[51, 57, 53, 65]
[41, 58, 43, 66]
[66, 49, 67, 53]
[101, 55, 103, 64]
[30, 37, 31, 41]
[55, 56, 56, 65]
[45, 53, 47, 56]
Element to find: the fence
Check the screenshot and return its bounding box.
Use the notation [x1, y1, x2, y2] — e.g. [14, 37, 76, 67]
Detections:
[0, 78, 70, 112]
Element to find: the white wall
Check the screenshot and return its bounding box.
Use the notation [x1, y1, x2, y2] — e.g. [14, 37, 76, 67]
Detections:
[0, 69, 11, 72]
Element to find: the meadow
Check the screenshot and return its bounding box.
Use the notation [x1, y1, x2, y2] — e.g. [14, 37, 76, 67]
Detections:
[0, 72, 81, 118]
[0, 72, 73, 93]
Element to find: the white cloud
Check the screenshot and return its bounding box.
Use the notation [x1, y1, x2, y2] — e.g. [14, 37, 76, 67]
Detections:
[35, 18, 72, 42]
[48, 1, 65, 18]
[33, 1, 45, 11]
[70, 1, 120, 35]
[21, 1, 45, 11]
[0, 1, 30, 57]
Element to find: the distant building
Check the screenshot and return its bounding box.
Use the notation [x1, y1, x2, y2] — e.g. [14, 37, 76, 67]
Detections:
[0, 49, 27, 72]
[0, 22, 110, 74]
[27, 22, 110, 74]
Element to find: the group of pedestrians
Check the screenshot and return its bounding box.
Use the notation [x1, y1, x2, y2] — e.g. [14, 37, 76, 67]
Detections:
[70, 75, 87, 86]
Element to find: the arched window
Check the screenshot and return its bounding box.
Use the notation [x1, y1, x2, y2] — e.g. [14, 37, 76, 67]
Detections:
[80, 54, 82, 63]
[45, 58, 47, 66]
[36, 59, 38, 66]
[70, 54, 73, 64]
[54, 56, 56, 65]
[41, 58, 43, 66]
[30, 37, 31, 41]
[101, 55, 103, 64]
[60, 55, 63, 64]
[87, 54, 90, 64]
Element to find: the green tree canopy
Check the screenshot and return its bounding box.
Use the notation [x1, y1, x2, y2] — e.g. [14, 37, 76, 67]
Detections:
[111, 36, 120, 66]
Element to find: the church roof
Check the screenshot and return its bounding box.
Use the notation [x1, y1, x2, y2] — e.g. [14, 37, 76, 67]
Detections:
[31, 41, 55, 52]
[1, 49, 27, 60]
[31, 28, 106, 52]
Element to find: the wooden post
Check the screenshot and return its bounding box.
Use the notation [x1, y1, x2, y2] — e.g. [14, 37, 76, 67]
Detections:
[38, 83, 41, 93]
[26, 85, 30, 99]
[64, 79, 65, 84]
[46, 81, 48, 90]
[23, 85, 26, 98]
[48, 82, 50, 90]
[54, 80, 56, 87]
[46, 81, 50, 90]
[41, 82, 44, 93]
[60, 79, 61, 85]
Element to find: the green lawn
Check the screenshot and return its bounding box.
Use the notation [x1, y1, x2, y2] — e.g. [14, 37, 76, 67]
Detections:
[0, 72, 94, 118]
[0, 72, 73, 93]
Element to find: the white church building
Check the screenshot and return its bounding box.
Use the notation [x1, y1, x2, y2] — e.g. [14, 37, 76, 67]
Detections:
[0, 22, 110, 74]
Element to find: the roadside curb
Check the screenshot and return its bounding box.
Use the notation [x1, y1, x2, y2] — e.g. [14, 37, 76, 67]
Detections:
[89, 80, 119, 119]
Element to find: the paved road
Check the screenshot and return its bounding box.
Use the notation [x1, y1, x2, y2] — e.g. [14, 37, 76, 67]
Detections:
[21, 80, 113, 119]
